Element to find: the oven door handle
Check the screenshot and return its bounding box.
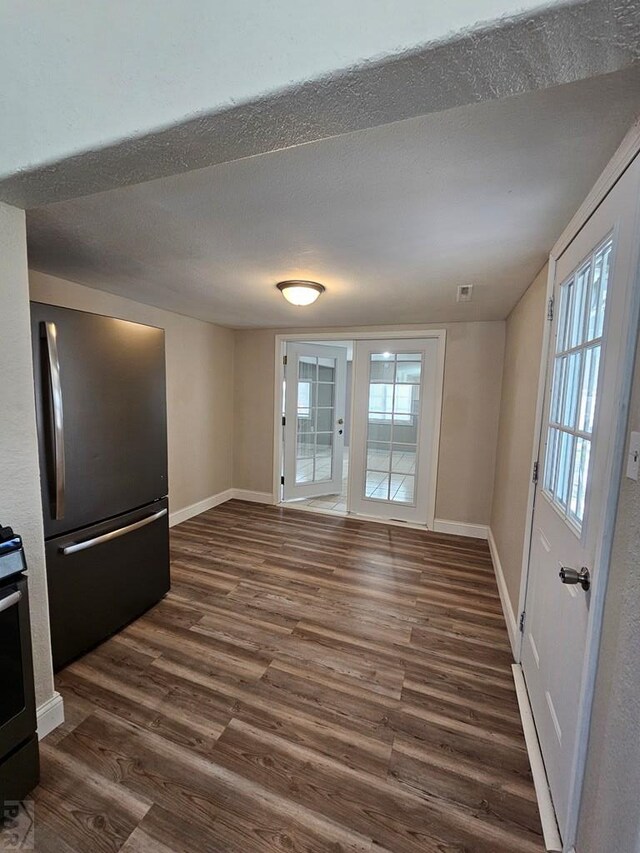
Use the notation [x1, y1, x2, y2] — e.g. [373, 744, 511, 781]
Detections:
[0, 590, 22, 614]
[60, 508, 167, 556]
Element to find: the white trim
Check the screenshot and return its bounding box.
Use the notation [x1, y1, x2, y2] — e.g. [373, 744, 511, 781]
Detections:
[231, 489, 275, 504]
[36, 691, 64, 740]
[487, 528, 518, 657]
[516, 257, 557, 664]
[512, 665, 563, 852]
[169, 489, 234, 526]
[169, 489, 274, 526]
[431, 518, 488, 539]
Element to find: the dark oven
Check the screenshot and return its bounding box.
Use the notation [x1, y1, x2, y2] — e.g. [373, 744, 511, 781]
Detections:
[0, 528, 39, 808]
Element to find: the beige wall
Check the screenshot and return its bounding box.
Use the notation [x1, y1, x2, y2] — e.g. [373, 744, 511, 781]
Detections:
[0, 204, 55, 708]
[577, 333, 640, 853]
[490, 265, 548, 616]
[29, 271, 235, 516]
[234, 321, 505, 526]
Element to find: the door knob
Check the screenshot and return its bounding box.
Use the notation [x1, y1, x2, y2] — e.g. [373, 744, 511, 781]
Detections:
[559, 566, 591, 591]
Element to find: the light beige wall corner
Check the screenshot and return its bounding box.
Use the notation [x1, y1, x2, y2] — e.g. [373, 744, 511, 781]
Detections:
[577, 331, 640, 853]
[0, 205, 55, 707]
[29, 271, 235, 514]
[234, 321, 505, 525]
[490, 264, 547, 616]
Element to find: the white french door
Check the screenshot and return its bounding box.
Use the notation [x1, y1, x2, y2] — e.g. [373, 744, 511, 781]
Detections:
[522, 153, 640, 840]
[282, 342, 347, 501]
[349, 338, 440, 524]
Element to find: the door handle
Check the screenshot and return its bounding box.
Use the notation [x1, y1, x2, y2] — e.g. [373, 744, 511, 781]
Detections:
[559, 566, 591, 591]
[42, 321, 66, 520]
[61, 508, 167, 555]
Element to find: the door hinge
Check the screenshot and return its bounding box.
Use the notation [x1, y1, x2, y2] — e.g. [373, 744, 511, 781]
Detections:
[283, 354, 288, 366]
[547, 296, 554, 322]
[519, 611, 526, 633]
[282, 416, 286, 427]
[280, 475, 285, 485]
[532, 461, 539, 484]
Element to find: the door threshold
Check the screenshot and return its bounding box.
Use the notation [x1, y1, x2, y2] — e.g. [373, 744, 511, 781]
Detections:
[277, 501, 431, 532]
[511, 664, 563, 852]
[277, 501, 347, 518]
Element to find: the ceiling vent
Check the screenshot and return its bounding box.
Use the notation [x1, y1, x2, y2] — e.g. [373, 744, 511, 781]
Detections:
[456, 284, 474, 303]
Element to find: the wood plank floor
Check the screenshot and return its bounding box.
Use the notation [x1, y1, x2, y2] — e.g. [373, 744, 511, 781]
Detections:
[32, 500, 543, 852]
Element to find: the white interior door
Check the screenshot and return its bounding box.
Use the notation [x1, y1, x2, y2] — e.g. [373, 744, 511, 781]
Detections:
[349, 338, 441, 524]
[283, 342, 347, 501]
[522, 154, 640, 839]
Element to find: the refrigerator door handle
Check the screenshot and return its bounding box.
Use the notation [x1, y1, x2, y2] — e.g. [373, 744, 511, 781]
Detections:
[43, 321, 66, 520]
[60, 508, 168, 555]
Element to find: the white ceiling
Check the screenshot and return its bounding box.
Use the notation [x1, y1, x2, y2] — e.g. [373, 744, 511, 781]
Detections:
[27, 67, 640, 329]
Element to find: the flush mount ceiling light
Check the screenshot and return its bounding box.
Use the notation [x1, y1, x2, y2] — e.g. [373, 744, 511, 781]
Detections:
[276, 280, 325, 306]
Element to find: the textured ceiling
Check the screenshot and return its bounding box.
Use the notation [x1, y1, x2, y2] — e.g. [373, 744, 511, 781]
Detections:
[4, 0, 639, 207]
[27, 67, 640, 328]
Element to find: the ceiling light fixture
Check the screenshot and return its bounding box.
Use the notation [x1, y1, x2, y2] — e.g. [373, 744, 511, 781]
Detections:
[276, 280, 325, 306]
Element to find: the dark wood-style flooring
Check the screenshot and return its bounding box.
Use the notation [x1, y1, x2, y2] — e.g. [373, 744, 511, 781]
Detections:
[31, 500, 543, 852]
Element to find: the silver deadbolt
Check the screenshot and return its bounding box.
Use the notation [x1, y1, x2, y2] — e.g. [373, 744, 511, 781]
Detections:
[337, 418, 344, 424]
[559, 566, 590, 591]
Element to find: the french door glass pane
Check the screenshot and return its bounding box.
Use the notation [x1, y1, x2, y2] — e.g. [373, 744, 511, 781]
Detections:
[550, 357, 566, 423]
[544, 427, 559, 494]
[556, 431, 575, 510]
[569, 437, 591, 525]
[316, 408, 333, 431]
[560, 351, 582, 429]
[391, 447, 416, 474]
[295, 354, 336, 484]
[364, 351, 422, 506]
[568, 264, 590, 349]
[369, 383, 394, 415]
[367, 442, 391, 472]
[578, 345, 600, 434]
[317, 383, 334, 406]
[390, 474, 415, 503]
[587, 242, 612, 342]
[299, 356, 316, 380]
[370, 358, 395, 382]
[395, 362, 422, 383]
[365, 472, 389, 499]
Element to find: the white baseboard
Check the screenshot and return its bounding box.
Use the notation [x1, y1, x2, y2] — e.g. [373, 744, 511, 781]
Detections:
[512, 665, 563, 852]
[231, 489, 275, 505]
[169, 489, 234, 526]
[488, 527, 519, 657]
[36, 691, 64, 740]
[432, 518, 489, 539]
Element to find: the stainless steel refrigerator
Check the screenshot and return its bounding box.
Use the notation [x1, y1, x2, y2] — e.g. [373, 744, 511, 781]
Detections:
[31, 303, 170, 670]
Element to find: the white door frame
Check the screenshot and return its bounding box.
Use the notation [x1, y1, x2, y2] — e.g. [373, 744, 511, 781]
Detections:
[515, 119, 640, 851]
[273, 329, 446, 527]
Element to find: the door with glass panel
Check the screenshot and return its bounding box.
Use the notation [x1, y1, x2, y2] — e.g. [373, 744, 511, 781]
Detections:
[283, 343, 347, 501]
[349, 339, 440, 524]
[521, 153, 640, 840]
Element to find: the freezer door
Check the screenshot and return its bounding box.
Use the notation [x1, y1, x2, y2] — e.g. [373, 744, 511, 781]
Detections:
[45, 499, 170, 670]
[31, 303, 168, 538]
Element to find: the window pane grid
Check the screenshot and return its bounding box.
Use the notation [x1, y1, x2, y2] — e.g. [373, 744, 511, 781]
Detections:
[365, 352, 421, 504]
[295, 354, 336, 485]
[542, 236, 612, 529]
